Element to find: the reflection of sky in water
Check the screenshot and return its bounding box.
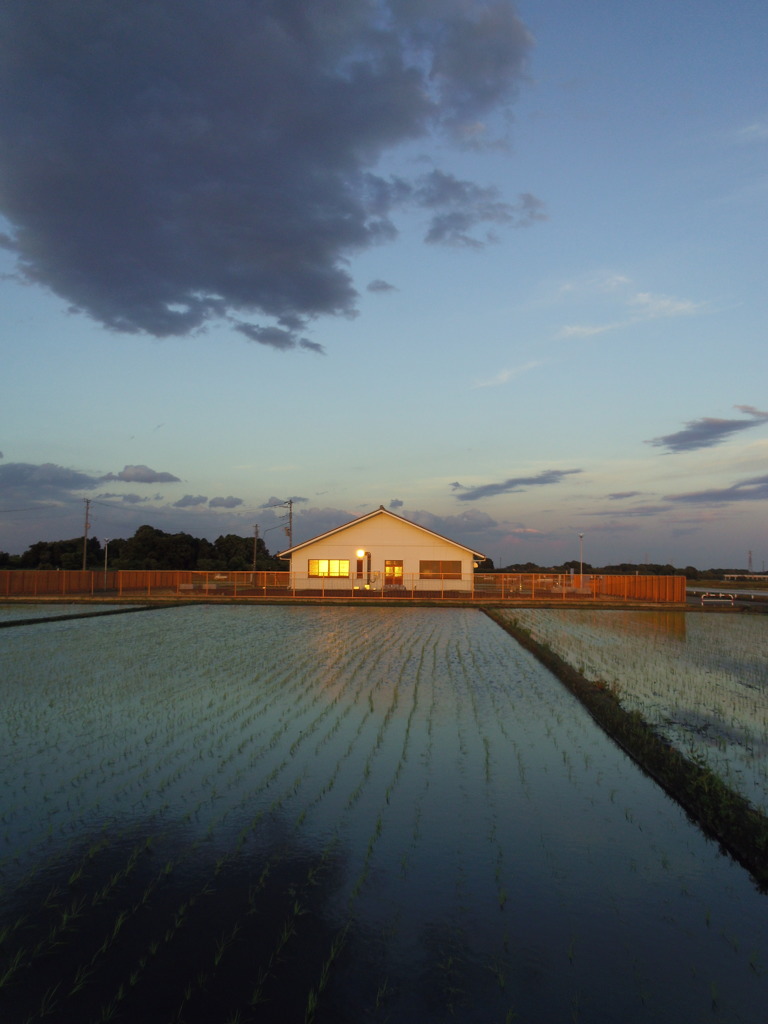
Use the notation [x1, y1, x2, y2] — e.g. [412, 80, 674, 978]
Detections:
[1, 607, 767, 1023]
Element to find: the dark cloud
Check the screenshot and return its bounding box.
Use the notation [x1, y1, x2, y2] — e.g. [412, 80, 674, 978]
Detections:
[117, 493, 152, 505]
[0, 1, 534, 350]
[586, 504, 672, 518]
[665, 474, 768, 505]
[407, 507, 497, 544]
[173, 494, 208, 508]
[647, 405, 768, 453]
[367, 279, 398, 293]
[453, 469, 582, 502]
[262, 495, 309, 509]
[103, 465, 181, 484]
[0, 461, 102, 498]
[209, 496, 244, 509]
[233, 322, 325, 354]
[389, 498, 404, 508]
[96, 491, 152, 505]
[607, 491, 642, 500]
[415, 171, 545, 246]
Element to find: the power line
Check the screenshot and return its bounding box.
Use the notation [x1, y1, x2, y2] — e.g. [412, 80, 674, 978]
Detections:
[0, 505, 46, 514]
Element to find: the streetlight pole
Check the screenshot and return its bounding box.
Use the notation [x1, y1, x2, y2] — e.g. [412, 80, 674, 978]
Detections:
[356, 549, 371, 586]
[578, 533, 584, 588]
[103, 539, 110, 590]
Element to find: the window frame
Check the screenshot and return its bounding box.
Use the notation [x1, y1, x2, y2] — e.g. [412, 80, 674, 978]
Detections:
[419, 559, 462, 580]
[308, 558, 350, 578]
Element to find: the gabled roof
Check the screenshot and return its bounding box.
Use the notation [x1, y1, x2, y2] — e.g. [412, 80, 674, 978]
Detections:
[277, 505, 485, 559]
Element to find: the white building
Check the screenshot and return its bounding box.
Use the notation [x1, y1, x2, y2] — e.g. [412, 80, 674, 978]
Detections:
[277, 506, 485, 593]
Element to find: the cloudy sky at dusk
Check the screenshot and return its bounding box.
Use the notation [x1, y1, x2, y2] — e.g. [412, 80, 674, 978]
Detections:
[1, 0, 766, 569]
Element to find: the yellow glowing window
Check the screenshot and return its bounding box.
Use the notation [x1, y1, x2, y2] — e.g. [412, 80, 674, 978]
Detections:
[308, 559, 350, 578]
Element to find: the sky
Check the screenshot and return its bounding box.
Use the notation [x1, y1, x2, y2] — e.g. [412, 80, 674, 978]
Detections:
[1, 0, 766, 570]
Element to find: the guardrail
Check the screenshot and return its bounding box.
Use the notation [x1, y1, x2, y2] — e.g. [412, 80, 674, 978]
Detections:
[700, 591, 736, 605]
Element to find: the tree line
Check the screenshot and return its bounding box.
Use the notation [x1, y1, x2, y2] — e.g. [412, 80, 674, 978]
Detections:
[0, 525, 286, 572]
[499, 560, 745, 581]
[0, 529, 750, 579]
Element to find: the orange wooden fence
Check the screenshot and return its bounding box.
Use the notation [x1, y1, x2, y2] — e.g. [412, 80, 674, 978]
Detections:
[0, 569, 687, 603]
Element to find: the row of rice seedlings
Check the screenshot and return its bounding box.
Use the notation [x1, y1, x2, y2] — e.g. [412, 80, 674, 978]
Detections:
[3, 610, 380, 884]
[366, 621, 472, 900]
[0, 637, 240, 868]
[280, 617, 440, 1020]
[5, 724, 332, 1023]
[402, 617, 510, 1019]
[178, 628, 363, 839]
[489, 602, 768, 995]
[476, 635, 632, 1015]
[176, 625, 403, 1018]
[0, 610, 317, 1011]
[144, 644, 382, 1022]
[0, 614, 348, 1015]
[24, 618, 319, 835]
[461, 616, 683, 1017]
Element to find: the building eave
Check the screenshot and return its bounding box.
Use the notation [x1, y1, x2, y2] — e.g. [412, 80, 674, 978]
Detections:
[277, 505, 485, 560]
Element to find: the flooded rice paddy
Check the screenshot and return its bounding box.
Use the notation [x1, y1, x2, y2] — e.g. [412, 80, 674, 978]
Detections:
[501, 609, 768, 815]
[1, 606, 767, 1023]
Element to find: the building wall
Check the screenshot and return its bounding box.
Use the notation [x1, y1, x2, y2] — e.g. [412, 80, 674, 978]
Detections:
[288, 514, 476, 591]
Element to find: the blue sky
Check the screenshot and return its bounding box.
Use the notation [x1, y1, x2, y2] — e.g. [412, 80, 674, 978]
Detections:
[1, 0, 766, 569]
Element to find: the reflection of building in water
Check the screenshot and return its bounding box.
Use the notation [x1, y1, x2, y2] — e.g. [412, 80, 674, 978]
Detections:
[612, 610, 687, 641]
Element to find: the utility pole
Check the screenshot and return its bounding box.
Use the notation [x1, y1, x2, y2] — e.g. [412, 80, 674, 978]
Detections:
[252, 523, 259, 571]
[82, 499, 91, 571]
[266, 498, 294, 548]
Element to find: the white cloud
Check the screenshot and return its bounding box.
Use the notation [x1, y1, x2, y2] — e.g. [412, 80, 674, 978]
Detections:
[472, 359, 544, 388]
[558, 271, 630, 295]
[628, 292, 704, 318]
[556, 277, 706, 340]
[735, 121, 768, 143]
[557, 322, 622, 339]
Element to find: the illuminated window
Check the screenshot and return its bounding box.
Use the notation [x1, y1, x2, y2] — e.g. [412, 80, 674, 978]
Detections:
[419, 560, 462, 580]
[308, 559, 350, 578]
[385, 560, 403, 584]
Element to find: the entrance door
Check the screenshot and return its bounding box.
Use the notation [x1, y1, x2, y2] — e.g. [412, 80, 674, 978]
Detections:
[385, 560, 404, 586]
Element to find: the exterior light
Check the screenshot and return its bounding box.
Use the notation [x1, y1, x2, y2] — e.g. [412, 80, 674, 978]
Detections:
[356, 548, 371, 587]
